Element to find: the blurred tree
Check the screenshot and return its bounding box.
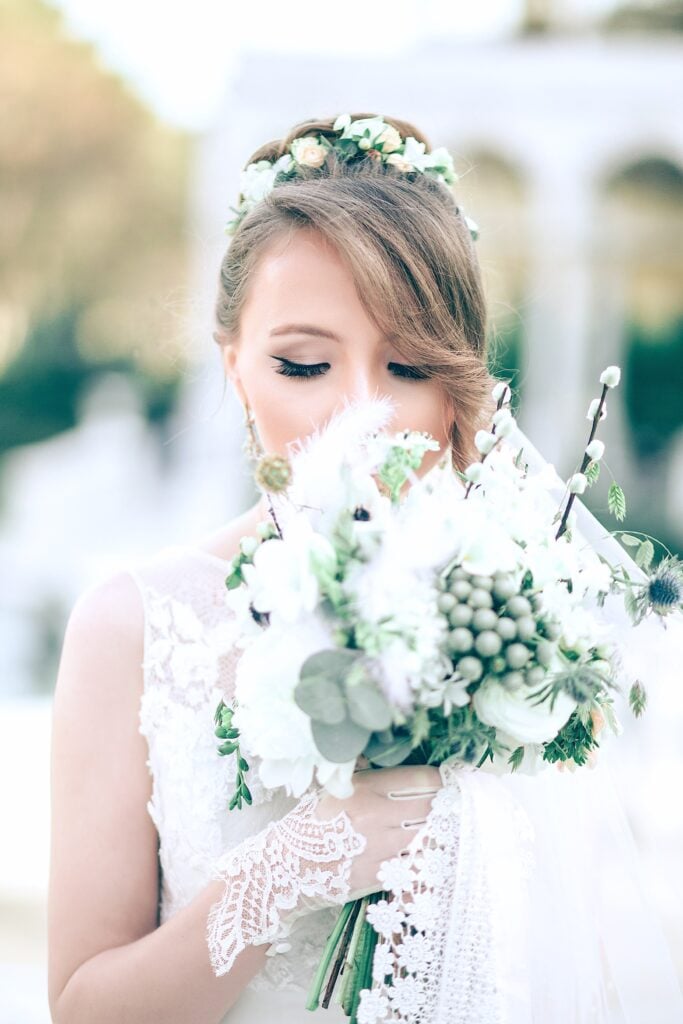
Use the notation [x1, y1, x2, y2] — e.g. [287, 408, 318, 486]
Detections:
[0, 0, 193, 451]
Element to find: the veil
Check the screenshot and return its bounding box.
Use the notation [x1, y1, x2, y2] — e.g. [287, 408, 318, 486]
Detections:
[488, 421, 683, 1022]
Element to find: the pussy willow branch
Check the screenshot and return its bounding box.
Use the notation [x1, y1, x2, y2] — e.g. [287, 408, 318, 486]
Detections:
[464, 391, 509, 500]
[555, 382, 608, 541]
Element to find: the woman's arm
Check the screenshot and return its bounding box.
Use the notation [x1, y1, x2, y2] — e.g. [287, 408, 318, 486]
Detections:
[48, 572, 269, 1024]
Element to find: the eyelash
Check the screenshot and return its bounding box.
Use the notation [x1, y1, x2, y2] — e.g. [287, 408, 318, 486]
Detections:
[271, 357, 429, 380]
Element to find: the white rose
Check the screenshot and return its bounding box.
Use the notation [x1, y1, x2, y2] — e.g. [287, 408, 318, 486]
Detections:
[376, 125, 402, 152]
[473, 676, 577, 744]
[290, 137, 327, 168]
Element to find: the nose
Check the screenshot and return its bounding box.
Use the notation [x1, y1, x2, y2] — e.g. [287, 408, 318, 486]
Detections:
[345, 364, 382, 404]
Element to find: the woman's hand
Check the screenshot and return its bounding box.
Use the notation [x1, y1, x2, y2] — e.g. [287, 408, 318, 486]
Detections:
[314, 764, 442, 898]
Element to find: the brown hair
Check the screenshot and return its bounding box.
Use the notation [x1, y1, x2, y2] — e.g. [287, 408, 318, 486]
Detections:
[214, 112, 496, 471]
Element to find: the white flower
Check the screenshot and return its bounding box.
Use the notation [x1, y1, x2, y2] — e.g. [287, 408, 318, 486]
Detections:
[586, 398, 607, 421]
[585, 439, 605, 461]
[357, 988, 390, 1024]
[386, 152, 414, 172]
[366, 898, 404, 938]
[599, 365, 621, 388]
[474, 429, 497, 455]
[376, 125, 402, 152]
[290, 136, 327, 168]
[333, 112, 352, 131]
[473, 676, 577, 744]
[240, 514, 334, 624]
[569, 473, 588, 494]
[492, 381, 511, 404]
[239, 153, 293, 206]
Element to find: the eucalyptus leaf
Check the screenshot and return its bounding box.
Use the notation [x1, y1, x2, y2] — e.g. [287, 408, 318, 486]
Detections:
[294, 674, 346, 725]
[364, 731, 415, 767]
[311, 716, 370, 763]
[345, 677, 393, 731]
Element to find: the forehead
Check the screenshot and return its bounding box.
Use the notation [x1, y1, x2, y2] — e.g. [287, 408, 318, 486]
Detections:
[240, 229, 365, 329]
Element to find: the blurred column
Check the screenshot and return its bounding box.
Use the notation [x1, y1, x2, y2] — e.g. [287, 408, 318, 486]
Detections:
[520, 163, 596, 473]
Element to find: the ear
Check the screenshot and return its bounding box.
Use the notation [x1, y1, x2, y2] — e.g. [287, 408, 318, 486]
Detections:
[221, 343, 248, 407]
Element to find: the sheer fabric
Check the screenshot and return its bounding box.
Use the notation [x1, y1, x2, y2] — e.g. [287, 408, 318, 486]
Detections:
[126, 544, 352, 1021]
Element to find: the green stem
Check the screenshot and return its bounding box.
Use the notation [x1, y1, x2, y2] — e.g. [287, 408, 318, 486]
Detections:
[305, 900, 355, 1011]
[349, 900, 381, 1022]
[321, 899, 363, 1009]
[339, 897, 369, 1012]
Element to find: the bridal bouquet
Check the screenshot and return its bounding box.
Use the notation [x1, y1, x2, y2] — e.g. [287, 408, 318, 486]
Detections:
[212, 369, 682, 1021]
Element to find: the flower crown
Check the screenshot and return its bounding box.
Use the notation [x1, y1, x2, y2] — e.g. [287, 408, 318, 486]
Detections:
[224, 112, 479, 241]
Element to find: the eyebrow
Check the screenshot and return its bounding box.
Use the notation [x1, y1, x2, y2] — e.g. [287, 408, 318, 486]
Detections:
[269, 323, 341, 342]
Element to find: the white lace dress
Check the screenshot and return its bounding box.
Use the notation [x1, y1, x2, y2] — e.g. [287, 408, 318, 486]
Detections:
[126, 543, 349, 1022]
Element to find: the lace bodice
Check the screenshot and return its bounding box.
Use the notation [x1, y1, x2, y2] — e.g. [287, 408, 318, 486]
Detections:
[125, 543, 348, 1006]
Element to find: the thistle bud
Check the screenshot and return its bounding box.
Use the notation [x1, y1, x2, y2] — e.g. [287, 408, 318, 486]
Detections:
[254, 454, 292, 493]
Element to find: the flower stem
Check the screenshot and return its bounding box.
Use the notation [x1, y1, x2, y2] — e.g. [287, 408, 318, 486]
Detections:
[556, 382, 608, 540]
[321, 898, 363, 1009]
[339, 896, 370, 1012]
[305, 900, 355, 1011]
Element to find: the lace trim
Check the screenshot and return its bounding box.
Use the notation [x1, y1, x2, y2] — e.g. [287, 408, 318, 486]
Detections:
[206, 789, 367, 977]
[358, 763, 536, 1024]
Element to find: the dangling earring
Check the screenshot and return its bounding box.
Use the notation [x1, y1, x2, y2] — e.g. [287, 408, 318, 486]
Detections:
[240, 401, 291, 539]
[242, 401, 265, 462]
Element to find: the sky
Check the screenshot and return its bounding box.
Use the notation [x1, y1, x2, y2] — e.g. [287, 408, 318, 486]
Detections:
[50, 0, 528, 131]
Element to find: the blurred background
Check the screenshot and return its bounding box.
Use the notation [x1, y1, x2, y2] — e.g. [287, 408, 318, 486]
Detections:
[1, 0, 682, 1019]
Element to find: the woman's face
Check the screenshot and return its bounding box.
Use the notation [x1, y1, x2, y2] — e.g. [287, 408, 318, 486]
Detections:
[221, 228, 452, 476]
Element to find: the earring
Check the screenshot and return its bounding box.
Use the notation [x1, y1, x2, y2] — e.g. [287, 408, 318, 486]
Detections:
[242, 401, 265, 462]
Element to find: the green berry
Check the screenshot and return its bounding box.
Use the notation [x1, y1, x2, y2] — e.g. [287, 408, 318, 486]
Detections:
[471, 574, 493, 591]
[451, 579, 472, 602]
[468, 588, 494, 609]
[448, 628, 474, 654]
[525, 665, 546, 687]
[515, 616, 537, 642]
[506, 595, 533, 619]
[505, 643, 530, 669]
[492, 576, 517, 602]
[471, 608, 498, 633]
[496, 616, 517, 642]
[474, 630, 503, 658]
[438, 592, 457, 613]
[541, 619, 561, 641]
[456, 656, 483, 682]
[449, 604, 474, 627]
[536, 639, 555, 666]
[502, 671, 525, 692]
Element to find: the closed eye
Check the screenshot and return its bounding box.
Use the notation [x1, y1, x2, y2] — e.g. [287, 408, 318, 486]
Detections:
[271, 357, 430, 380]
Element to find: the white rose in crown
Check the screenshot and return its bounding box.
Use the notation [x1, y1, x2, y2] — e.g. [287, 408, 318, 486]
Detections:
[290, 136, 328, 168]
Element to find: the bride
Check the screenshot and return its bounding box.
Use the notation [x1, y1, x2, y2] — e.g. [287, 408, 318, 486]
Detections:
[47, 112, 682, 1023]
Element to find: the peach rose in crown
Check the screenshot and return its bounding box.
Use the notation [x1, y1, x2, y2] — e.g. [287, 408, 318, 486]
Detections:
[376, 125, 402, 152]
[290, 137, 327, 168]
[386, 153, 414, 172]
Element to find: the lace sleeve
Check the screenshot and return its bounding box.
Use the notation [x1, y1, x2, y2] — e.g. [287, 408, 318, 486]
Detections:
[206, 788, 367, 977]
